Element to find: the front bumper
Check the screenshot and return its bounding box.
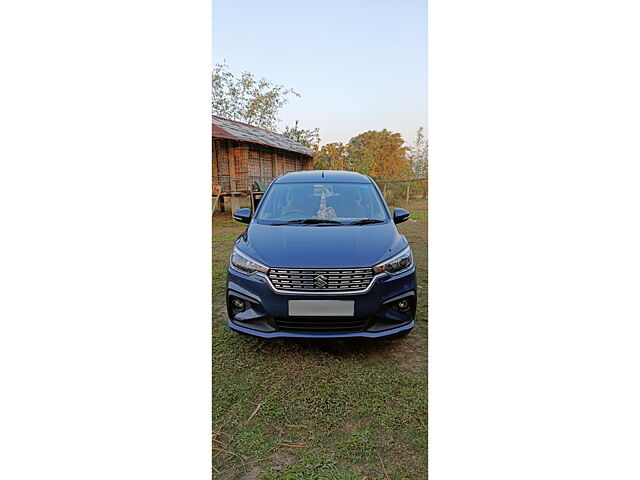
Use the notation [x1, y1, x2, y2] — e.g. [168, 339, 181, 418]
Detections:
[225, 265, 417, 339]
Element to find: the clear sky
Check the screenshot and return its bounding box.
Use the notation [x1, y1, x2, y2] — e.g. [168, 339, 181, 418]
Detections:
[212, 0, 427, 146]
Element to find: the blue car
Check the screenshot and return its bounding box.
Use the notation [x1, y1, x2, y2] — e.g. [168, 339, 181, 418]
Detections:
[225, 170, 416, 339]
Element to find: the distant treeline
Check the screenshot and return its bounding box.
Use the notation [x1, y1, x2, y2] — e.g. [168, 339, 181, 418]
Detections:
[212, 62, 427, 181]
[286, 125, 427, 181]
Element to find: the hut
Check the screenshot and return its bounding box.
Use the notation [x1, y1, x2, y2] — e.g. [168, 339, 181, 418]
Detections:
[212, 115, 315, 212]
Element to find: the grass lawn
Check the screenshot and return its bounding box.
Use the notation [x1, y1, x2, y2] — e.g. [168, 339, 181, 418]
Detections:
[213, 199, 427, 479]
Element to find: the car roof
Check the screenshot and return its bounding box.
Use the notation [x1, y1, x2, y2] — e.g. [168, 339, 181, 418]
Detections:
[273, 170, 372, 184]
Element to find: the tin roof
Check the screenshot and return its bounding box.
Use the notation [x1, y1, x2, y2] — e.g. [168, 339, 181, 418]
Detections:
[212, 115, 315, 156]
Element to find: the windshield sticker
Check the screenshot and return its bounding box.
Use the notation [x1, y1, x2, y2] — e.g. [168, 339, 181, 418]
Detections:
[313, 186, 337, 220]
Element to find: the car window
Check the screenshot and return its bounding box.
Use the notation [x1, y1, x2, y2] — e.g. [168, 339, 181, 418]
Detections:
[255, 182, 388, 224]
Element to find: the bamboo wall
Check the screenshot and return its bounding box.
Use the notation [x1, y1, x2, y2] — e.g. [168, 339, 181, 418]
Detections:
[212, 139, 312, 194]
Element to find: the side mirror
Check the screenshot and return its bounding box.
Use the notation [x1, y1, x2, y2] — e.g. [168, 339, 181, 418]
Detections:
[393, 208, 410, 224]
[232, 208, 252, 224]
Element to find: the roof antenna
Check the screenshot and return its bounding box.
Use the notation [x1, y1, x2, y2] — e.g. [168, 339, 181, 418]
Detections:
[321, 170, 324, 178]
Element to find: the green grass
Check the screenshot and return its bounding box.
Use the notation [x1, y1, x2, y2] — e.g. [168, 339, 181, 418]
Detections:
[213, 199, 427, 479]
[259, 455, 359, 480]
[215, 220, 247, 228]
[387, 202, 428, 222]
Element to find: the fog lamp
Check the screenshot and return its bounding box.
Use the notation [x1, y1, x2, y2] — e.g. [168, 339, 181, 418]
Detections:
[231, 298, 246, 312]
[397, 299, 411, 313]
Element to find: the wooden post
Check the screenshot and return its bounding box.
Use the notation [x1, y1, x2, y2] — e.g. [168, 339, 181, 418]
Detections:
[406, 182, 410, 206]
[230, 194, 240, 212]
[212, 192, 221, 217]
[227, 140, 237, 192]
[211, 185, 222, 216]
[270, 148, 276, 180]
[212, 140, 217, 188]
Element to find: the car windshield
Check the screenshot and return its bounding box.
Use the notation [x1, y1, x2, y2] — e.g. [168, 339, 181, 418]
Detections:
[255, 182, 389, 225]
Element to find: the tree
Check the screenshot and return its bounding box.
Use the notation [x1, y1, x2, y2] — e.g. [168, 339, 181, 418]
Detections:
[410, 126, 428, 178]
[314, 142, 348, 170]
[212, 62, 299, 130]
[282, 120, 320, 148]
[347, 129, 410, 178]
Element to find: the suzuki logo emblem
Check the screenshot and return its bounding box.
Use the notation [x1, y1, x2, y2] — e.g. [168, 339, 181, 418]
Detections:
[314, 275, 329, 288]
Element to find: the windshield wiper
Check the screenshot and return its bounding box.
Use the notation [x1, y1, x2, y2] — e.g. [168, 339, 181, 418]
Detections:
[348, 219, 385, 225]
[270, 218, 342, 225]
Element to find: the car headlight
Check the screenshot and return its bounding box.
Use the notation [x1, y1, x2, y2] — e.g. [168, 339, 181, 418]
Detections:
[373, 246, 413, 275]
[230, 247, 268, 275]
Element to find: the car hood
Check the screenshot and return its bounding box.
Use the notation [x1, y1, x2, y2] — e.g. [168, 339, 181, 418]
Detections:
[236, 222, 407, 268]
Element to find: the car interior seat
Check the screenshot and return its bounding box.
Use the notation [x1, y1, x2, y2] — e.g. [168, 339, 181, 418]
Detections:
[330, 187, 365, 218]
[281, 185, 316, 218]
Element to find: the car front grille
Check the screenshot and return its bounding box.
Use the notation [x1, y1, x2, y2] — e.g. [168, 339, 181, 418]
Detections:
[273, 317, 368, 333]
[267, 268, 374, 292]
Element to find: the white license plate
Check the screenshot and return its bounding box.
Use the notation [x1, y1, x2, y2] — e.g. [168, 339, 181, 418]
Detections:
[288, 300, 355, 317]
